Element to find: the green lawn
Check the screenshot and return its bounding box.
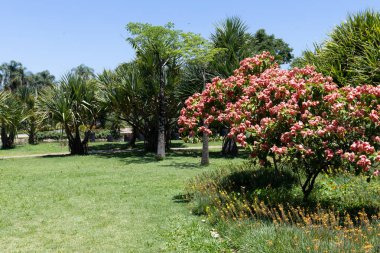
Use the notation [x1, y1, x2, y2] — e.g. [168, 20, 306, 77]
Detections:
[0, 149, 245, 252]
[0, 142, 69, 157]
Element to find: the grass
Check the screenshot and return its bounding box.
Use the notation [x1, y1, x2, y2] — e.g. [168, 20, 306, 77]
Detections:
[0, 139, 224, 158]
[0, 148, 246, 252]
[0, 142, 69, 157]
[2, 141, 378, 252]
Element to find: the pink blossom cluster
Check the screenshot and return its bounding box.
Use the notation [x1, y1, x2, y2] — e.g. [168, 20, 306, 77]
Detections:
[178, 52, 380, 177]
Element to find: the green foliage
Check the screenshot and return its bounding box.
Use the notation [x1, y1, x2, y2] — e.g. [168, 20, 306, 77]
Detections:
[93, 129, 112, 139]
[0, 61, 26, 91]
[25, 70, 55, 89]
[0, 91, 28, 148]
[38, 73, 101, 154]
[71, 64, 95, 80]
[36, 131, 65, 141]
[297, 9, 380, 86]
[250, 29, 293, 64]
[210, 16, 293, 78]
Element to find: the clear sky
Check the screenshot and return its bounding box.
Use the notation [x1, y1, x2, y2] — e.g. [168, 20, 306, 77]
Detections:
[1, 0, 379, 78]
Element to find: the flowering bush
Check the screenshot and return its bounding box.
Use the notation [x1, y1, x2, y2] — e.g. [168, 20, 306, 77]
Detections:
[179, 52, 380, 200]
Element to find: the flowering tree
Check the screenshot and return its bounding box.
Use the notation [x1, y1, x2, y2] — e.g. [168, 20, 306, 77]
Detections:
[179, 52, 380, 201]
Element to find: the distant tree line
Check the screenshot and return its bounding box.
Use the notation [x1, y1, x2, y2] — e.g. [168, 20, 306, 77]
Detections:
[0, 16, 294, 159]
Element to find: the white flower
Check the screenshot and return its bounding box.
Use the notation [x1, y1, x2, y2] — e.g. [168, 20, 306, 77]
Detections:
[210, 229, 220, 238]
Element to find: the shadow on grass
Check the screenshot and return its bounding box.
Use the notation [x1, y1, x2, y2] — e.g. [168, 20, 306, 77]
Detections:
[41, 154, 71, 158]
[90, 148, 251, 167]
[89, 142, 129, 151]
[219, 168, 298, 194]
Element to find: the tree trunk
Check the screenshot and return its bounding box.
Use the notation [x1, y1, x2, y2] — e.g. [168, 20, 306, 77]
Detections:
[222, 137, 238, 157]
[129, 126, 137, 148]
[201, 124, 209, 166]
[301, 170, 320, 202]
[65, 125, 86, 155]
[156, 64, 166, 159]
[28, 120, 37, 145]
[1, 123, 15, 149]
[69, 138, 86, 155]
[200, 69, 209, 166]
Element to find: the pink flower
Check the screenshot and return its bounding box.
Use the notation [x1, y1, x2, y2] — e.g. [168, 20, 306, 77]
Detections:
[369, 110, 379, 123]
[270, 145, 287, 155]
[325, 149, 334, 160]
[344, 152, 356, 162]
[356, 155, 371, 171]
[350, 141, 375, 154]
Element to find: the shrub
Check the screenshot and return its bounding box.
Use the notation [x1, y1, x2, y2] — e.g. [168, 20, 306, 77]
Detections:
[36, 131, 65, 141]
[93, 129, 112, 139]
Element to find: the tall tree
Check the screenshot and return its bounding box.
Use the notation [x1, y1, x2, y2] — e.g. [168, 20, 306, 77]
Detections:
[210, 17, 293, 78]
[0, 61, 26, 91]
[249, 29, 293, 64]
[26, 70, 55, 89]
[98, 62, 146, 149]
[17, 86, 39, 144]
[211, 16, 251, 78]
[71, 64, 95, 80]
[126, 22, 207, 159]
[294, 9, 380, 86]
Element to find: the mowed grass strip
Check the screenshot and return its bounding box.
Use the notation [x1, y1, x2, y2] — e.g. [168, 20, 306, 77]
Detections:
[0, 143, 68, 157]
[0, 150, 244, 252]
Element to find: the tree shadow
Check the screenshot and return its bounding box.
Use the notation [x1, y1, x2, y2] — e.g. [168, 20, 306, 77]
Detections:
[91, 150, 157, 164]
[219, 168, 298, 194]
[89, 142, 129, 151]
[40, 153, 71, 158]
[90, 148, 251, 167]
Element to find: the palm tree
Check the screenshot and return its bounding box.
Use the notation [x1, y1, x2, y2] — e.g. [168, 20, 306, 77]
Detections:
[210, 16, 251, 78]
[71, 64, 95, 80]
[98, 62, 146, 148]
[25, 70, 55, 89]
[0, 61, 26, 91]
[299, 9, 380, 86]
[17, 86, 39, 144]
[39, 73, 100, 155]
[0, 91, 27, 149]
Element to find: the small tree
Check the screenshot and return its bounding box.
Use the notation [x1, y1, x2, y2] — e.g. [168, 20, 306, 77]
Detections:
[180, 35, 223, 165]
[126, 22, 210, 159]
[179, 52, 380, 201]
[39, 73, 100, 155]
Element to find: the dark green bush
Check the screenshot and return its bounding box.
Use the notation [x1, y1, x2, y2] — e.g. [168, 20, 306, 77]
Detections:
[93, 129, 112, 139]
[36, 131, 64, 141]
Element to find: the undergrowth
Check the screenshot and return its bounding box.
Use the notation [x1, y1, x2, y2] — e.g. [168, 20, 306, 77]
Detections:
[186, 162, 380, 252]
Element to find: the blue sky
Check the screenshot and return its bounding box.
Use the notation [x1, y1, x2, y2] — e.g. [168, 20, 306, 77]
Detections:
[1, 0, 379, 78]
